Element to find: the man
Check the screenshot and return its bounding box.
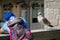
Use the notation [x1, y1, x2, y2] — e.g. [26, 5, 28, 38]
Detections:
[4, 12, 31, 40]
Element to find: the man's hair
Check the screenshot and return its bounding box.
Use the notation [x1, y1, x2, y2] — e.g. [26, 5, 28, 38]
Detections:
[4, 12, 15, 21]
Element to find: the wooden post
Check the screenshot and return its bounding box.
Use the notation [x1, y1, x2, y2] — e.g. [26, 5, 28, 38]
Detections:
[16, 4, 21, 17]
[12, 4, 21, 17]
[12, 4, 17, 16]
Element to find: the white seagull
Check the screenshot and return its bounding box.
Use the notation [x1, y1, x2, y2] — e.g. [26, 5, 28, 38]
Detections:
[37, 12, 54, 27]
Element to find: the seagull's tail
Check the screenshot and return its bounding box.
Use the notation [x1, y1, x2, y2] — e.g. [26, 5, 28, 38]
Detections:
[49, 25, 54, 27]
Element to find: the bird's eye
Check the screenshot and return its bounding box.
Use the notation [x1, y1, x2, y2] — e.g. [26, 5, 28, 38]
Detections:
[39, 14, 41, 15]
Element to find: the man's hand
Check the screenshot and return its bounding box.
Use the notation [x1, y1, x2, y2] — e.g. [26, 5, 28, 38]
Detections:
[0, 28, 4, 34]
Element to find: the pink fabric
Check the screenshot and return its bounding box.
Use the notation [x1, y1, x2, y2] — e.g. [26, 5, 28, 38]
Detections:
[10, 24, 32, 40]
[10, 27, 18, 40]
[26, 31, 32, 38]
[22, 38, 27, 40]
[22, 24, 32, 39]
[10, 27, 12, 40]
[22, 31, 32, 40]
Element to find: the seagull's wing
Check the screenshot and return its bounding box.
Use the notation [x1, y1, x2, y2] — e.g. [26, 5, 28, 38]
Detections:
[42, 18, 51, 25]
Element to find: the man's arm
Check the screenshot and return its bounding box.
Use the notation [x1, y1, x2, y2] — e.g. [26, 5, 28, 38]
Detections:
[1, 22, 10, 33]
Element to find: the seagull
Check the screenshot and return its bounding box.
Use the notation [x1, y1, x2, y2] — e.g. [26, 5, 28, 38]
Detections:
[37, 12, 54, 27]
